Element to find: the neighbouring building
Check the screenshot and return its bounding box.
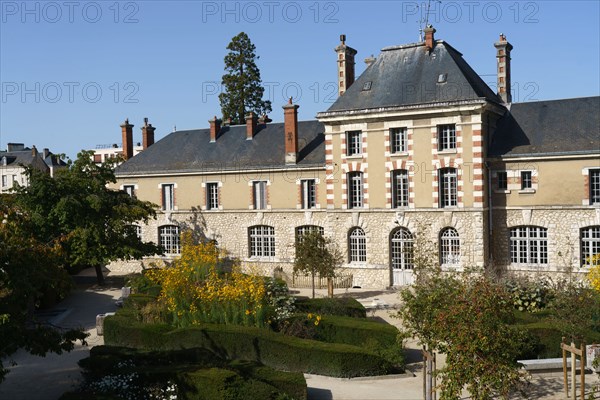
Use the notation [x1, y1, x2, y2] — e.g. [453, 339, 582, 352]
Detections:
[0, 143, 66, 192]
[109, 28, 600, 288]
[91, 118, 153, 164]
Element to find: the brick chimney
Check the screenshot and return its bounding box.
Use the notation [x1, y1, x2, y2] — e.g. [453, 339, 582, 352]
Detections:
[283, 97, 299, 164]
[335, 34, 357, 97]
[245, 112, 257, 140]
[494, 33, 513, 104]
[424, 25, 436, 52]
[120, 119, 134, 160]
[141, 117, 156, 150]
[31, 145, 38, 157]
[209, 116, 221, 143]
[43, 148, 50, 159]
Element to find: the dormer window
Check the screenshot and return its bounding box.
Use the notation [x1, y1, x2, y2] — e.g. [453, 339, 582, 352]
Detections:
[362, 81, 372, 91]
[437, 73, 447, 83]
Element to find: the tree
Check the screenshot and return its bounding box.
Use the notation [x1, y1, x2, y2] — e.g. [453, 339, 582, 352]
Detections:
[294, 230, 343, 299]
[13, 151, 162, 285]
[0, 197, 88, 383]
[219, 32, 272, 124]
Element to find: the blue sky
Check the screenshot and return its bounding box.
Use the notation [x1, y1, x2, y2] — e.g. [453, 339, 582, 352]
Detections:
[1, 0, 599, 159]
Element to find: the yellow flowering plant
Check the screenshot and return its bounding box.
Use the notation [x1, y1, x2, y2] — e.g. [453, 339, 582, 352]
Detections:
[588, 254, 600, 292]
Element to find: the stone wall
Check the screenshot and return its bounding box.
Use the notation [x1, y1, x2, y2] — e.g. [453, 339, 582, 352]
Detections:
[107, 208, 487, 289]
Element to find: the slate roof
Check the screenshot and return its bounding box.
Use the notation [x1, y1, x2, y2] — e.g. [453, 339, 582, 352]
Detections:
[116, 120, 325, 176]
[489, 96, 600, 157]
[322, 40, 501, 114]
[0, 149, 49, 172]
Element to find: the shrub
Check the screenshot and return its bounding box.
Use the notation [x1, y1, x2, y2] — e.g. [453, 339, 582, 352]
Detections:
[294, 297, 366, 318]
[503, 276, 552, 312]
[104, 313, 394, 378]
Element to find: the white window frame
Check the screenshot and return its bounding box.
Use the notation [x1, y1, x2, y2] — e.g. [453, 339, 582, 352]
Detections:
[161, 184, 175, 211]
[206, 182, 219, 210]
[159, 225, 180, 254]
[521, 171, 533, 190]
[580, 226, 600, 266]
[300, 179, 316, 209]
[253, 181, 267, 210]
[346, 130, 362, 156]
[439, 168, 457, 208]
[437, 124, 456, 151]
[123, 184, 136, 198]
[510, 226, 548, 265]
[390, 127, 407, 154]
[440, 228, 460, 266]
[296, 225, 325, 244]
[590, 169, 600, 205]
[249, 225, 275, 258]
[390, 228, 414, 270]
[348, 227, 366, 263]
[348, 172, 363, 209]
[392, 169, 409, 208]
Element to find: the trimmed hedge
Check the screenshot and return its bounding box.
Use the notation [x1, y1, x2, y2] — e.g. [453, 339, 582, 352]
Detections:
[104, 309, 393, 378]
[294, 297, 367, 318]
[315, 315, 399, 348]
[63, 346, 306, 400]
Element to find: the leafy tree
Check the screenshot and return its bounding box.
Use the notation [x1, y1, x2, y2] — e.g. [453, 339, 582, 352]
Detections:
[13, 151, 162, 285]
[0, 197, 88, 383]
[549, 282, 600, 342]
[294, 231, 343, 299]
[219, 32, 272, 124]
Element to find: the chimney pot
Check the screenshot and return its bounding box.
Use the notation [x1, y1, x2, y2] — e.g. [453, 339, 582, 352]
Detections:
[209, 116, 221, 142]
[245, 112, 257, 140]
[120, 119, 134, 160]
[494, 33, 513, 103]
[141, 118, 156, 150]
[424, 25, 436, 52]
[335, 34, 358, 98]
[283, 100, 300, 164]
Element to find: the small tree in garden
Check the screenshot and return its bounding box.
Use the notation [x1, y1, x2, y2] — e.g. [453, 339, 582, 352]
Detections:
[398, 261, 528, 398]
[549, 281, 600, 342]
[294, 231, 343, 299]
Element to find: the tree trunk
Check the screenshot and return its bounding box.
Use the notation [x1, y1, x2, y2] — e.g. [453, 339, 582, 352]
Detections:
[327, 277, 334, 298]
[311, 272, 315, 299]
[94, 264, 105, 286]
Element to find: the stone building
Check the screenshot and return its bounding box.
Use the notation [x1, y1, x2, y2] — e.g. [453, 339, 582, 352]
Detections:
[0, 143, 65, 192]
[110, 28, 600, 288]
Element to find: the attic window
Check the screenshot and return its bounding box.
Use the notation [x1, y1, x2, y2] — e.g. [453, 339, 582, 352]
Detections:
[437, 73, 447, 84]
[362, 81, 372, 91]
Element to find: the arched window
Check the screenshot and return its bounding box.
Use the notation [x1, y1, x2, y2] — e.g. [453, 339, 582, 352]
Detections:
[581, 226, 600, 266]
[348, 227, 366, 262]
[295, 225, 325, 243]
[158, 225, 180, 254]
[440, 227, 460, 266]
[390, 228, 414, 270]
[509, 226, 548, 264]
[248, 225, 275, 258]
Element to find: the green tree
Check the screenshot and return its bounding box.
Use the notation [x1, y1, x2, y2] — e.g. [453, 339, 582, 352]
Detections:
[294, 230, 343, 299]
[13, 151, 162, 285]
[219, 32, 272, 124]
[0, 197, 88, 383]
[398, 263, 527, 398]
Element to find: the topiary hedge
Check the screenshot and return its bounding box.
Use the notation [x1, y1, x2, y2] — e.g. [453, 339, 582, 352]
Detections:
[314, 315, 399, 347]
[104, 310, 393, 378]
[294, 297, 366, 318]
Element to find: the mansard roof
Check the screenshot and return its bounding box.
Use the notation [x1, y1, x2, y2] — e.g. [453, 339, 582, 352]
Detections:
[115, 120, 325, 176]
[0, 149, 49, 172]
[490, 96, 600, 157]
[323, 40, 501, 114]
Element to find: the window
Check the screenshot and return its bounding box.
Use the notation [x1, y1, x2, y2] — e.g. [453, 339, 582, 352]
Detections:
[510, 226, 548, 264]
[346, 131, 362, 156]
[300, 179, 316, 209]
[161, 184, 174, 211]
[497, 171, 508, 190]
[390, 128, 407, 154]
[590, 169, 600, 205]
[296, 225, 325, 243]
[392, 170, 409, 208]
[348, 227, 366, 262]
[253, 181, 267, 210]
[440, 228, 460, 266]
[347, 172, 363, 209]
[206, 182, 219, 210]
[581, 226, 600, 266]
[249, 225, 275, 258]
[93, 154, 102, 163]
[159, 225, 180, 254]
[126, 225, 142, 240]
[123, 185, 135, 198]
[521, 171, 532, 190]
[437, 124, 456, 151]
[390, 228, 414, 270]
[439, 168, 457, 208]
[1, 175, 6, 187]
